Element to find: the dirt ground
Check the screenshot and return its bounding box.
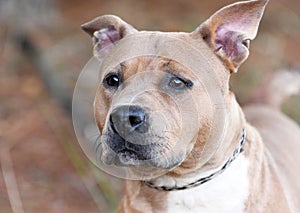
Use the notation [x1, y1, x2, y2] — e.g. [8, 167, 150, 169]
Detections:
[0, 0, 299, 212]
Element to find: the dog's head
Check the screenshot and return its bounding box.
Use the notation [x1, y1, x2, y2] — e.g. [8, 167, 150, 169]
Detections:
[81, 0, 268, 175]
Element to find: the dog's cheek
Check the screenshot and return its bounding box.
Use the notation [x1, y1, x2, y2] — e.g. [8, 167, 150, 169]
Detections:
[177, 89, 214, 168]
[94, 88, 111, 131]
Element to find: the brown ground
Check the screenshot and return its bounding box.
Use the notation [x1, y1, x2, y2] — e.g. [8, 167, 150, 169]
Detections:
[0, 0, 299, 212]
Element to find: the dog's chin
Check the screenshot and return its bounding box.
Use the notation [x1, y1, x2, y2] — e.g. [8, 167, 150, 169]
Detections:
[100, 143, 185, 171]
[102, 148, 145, 167]
[101, 151, 141, 167]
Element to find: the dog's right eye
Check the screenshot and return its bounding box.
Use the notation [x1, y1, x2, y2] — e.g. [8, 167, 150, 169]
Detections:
[103, 73, 121, 89]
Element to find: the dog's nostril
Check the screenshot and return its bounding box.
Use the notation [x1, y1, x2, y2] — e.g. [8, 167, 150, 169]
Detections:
[129, 114, 144, 127]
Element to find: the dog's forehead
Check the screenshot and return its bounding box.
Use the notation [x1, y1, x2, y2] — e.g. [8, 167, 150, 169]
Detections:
[117, 56, 195, 79]
[100, 31, 216, 76]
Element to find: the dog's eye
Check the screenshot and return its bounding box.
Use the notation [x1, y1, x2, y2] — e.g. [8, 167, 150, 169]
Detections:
[103, 73, 121, 89]
[169, 77, 185, 89]
[168, 77, 192, 90]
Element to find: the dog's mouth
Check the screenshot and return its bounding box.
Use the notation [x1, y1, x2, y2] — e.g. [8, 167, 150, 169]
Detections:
[103, 122, 153, 165]
[99, 121, 187, 170]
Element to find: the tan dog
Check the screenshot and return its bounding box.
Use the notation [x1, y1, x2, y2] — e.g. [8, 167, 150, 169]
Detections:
[81, 0, 300, 212]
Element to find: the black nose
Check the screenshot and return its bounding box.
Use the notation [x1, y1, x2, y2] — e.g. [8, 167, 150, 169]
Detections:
[110, 105, 149, 136]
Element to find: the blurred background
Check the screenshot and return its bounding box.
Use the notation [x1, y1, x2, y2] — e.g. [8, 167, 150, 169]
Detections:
[0, 0, 299, 212]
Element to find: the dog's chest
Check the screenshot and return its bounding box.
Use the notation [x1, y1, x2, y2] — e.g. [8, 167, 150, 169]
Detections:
[163, 155, 249, 213]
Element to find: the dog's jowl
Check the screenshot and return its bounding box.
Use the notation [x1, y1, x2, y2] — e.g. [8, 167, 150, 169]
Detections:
[81, 0, 300, 212]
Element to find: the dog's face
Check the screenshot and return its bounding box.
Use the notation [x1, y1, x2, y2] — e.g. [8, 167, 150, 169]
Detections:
[82, 0, 268, 174]
[94, 55, 213, 169]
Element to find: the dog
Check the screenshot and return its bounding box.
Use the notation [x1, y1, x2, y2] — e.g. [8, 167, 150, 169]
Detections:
[81, 0, 300, 212]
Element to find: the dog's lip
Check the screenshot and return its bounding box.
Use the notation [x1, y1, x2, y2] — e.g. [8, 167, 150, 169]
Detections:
[108, 122, 149, 161]
[116, 143, 148, 161]
[117, 148, 146, 161]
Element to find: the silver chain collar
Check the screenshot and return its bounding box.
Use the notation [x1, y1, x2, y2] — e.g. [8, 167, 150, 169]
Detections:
[144, 129, 246, 191]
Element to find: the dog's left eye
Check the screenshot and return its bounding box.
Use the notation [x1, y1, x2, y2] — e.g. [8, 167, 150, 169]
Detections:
[103, 72, 121, 89]
[168, 77, 193, 90]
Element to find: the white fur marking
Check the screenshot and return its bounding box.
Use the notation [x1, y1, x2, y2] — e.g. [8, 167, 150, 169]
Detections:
[162, 155, 249, 213]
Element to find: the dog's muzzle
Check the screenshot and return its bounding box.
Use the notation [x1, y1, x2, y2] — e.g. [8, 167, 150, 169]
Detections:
[105, 105, 154, 163]
[110, 105, 149, 135]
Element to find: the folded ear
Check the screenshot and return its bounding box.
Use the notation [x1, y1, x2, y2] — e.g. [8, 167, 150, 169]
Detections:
[193, 0, 269, 73]
[81, 15, 138, 57]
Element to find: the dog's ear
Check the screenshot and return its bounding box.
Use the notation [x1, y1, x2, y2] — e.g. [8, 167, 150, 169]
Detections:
[81, 15, 138, 56]
[193, 0, 268, 73]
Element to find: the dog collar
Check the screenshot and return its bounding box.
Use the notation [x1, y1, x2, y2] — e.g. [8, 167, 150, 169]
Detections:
[144, 128, 246, 191]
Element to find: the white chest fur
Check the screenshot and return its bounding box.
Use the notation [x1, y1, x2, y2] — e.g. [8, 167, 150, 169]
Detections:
[161, 155, 249, 213]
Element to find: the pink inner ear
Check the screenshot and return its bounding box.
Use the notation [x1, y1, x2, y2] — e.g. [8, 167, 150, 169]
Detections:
[214, 25, 249, 64]
[94, 25, 121, 52]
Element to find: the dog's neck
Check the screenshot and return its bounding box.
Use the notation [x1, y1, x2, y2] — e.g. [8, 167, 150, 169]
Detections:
[144, 128, 246, 191]
[145, 94, 247, 190]
[202, 93, 247, 170]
